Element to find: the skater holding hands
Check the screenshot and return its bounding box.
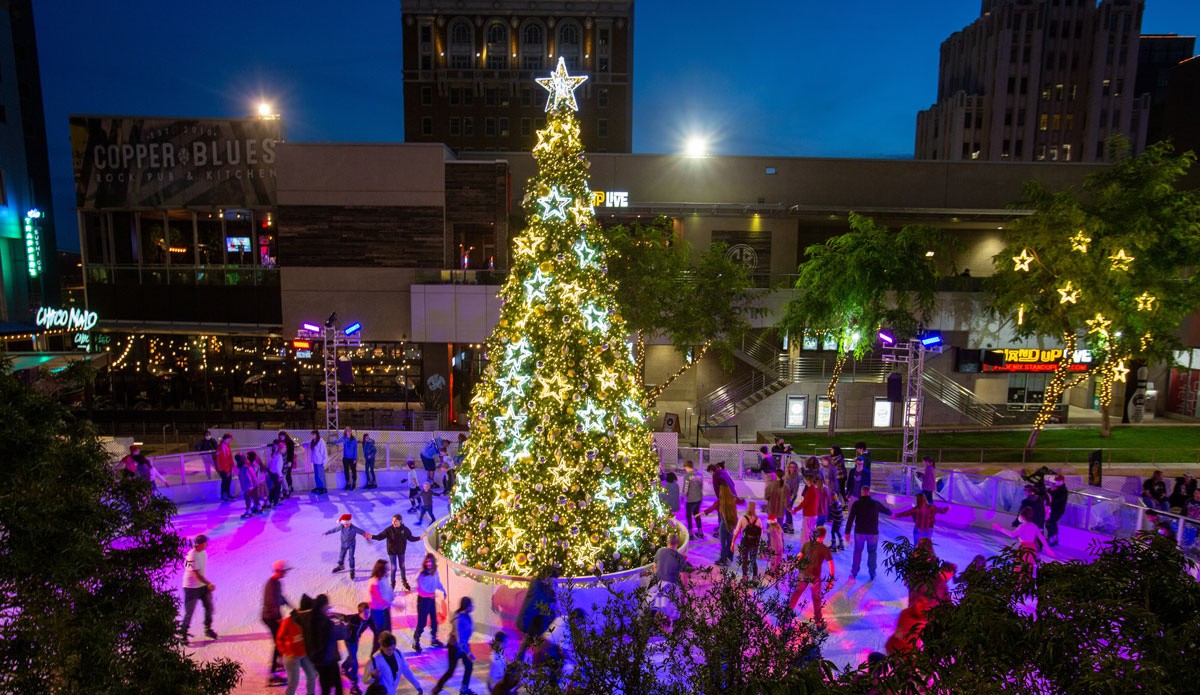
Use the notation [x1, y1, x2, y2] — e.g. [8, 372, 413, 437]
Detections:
[325, 513, 372, 580]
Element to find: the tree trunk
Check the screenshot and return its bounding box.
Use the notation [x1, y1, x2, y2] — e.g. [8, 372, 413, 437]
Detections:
[1025, 332, 1077, 455]
[1098, 355, 1127, 439]
[827, 350, 849, 438]
[646, 341, 711, 407]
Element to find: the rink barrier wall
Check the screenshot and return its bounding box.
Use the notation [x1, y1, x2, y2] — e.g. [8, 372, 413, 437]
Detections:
[420, 518, 690, 642]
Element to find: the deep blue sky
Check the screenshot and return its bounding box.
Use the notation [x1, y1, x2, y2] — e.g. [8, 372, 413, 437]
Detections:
[36, 0, 1200, 250]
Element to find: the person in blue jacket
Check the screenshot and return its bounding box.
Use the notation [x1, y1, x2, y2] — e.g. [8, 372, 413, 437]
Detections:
[325, 513, 373, 580]
[331, 427, 359, 491]
[362, 434, 378, 489]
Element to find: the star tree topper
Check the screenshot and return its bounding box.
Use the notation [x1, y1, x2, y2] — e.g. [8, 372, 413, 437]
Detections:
[536, 57, 588, 112]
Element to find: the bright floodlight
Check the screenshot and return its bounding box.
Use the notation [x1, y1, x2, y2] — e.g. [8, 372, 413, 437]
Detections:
[685, 135, 707, 157]
[302, 322, 320, 333]
[878, 330, 895, 345]
[344, 322, 362, 336]
[257, 102, 272, 117]
[920, 332, 943, 347]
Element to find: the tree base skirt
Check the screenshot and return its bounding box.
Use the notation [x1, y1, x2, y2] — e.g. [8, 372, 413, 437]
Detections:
[422, 516, 689, 634]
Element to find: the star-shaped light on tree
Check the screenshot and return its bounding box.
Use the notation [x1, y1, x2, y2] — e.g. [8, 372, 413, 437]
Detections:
[1108, 249, 1135, 271]
[558, 281, 585, 304]
[581, 304, 609, 332]
[1057, 281, 1080, 304]
[1135, 292, 1157, 312]
[501, 434, 533, 464]
[493, 404, 528, 440]
[535, 56, 588, 112]
[1013, 248, 1035, 271]
[537, 373, 570, 404]
[569, 199, 594, 224]
[504, 338, 532, 368]
[621, 397, 644, 422]
[609, 516, 640, 551]
[1086, 313, 1111, 336]
[524, 268, 552, 303]
[537, 186, 572, 221]
[533, 125, 562, 153]
[594, 479, 626, 510]
[1112, 360, 1130, 382]
[578, 399, 608, 432]
[1070, 230, 1091, 253]
[497, 370, 530, 400]
[573, 238, 599, 268]
[514, 233, 544, 259]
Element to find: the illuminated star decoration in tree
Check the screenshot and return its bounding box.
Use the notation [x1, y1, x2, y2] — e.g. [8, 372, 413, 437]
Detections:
[1070, 230, 1091, 253]
[497, 371, 530, 400]
[524, 268, 552, 302]
[533, 125, 562, 153]
[581, 304, 609, 332]
[610, 516, 639, 551]
[1086, 313, 1111, 336]
[535, 56, 588, 112]
[569, 200, 594, 225]
[505, 338, 533, 368]
[573, 239, 599, 268]
[1057, 281, 1080, 304]
[1108, 248, 1135, 271]
[538, 186, 572, 221]
[1135, 292, 1157, 311]
[1113, 360, 1130, 382]
[578, 399, 608, 432]
[1013, 248, 1035, 271]
[494, 404, 528, 440]
[594, 479, 626, 509]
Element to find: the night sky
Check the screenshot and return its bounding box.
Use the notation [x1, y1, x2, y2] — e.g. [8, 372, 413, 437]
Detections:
[35, 0, 1200, 250]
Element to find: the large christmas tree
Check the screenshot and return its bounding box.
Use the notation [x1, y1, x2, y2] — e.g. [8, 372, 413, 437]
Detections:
[441, 59, 670, 576]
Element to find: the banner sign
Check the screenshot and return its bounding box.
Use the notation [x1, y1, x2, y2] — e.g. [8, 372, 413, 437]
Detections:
[983, 348, 1092, 373]
[713, 229, 771, 276]
[70, 116, 282, 208]
[36, 306, 99, 332]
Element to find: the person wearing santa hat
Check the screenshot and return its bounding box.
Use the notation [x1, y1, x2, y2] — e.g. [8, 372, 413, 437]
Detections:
[324, 513, 373, 580]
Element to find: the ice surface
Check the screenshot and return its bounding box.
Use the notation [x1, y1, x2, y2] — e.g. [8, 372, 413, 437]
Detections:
[172, 489, 1092, 693]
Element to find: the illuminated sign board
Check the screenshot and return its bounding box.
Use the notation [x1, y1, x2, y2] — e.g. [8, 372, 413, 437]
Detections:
[292, 339, 311, 350]
[591, 191, 629, 208]
[36, 306, 99, 332]
[983, 348, 1093, 373]
[24, 209, 42, 278]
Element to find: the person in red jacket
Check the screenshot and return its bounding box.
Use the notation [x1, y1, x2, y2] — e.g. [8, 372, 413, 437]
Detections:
[216, 434, 235, 502]
[277, 595, 318, 695]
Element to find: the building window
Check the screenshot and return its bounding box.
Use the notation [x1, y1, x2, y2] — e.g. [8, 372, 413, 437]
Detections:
[485, 118, 496, 136]
[765, 167, 776, 174]
[448, 19, 474, 69]
[500, 88, 510, 107]
[421, 54, 433, 70]
[1050, 146, 1059, 161]
[1019, 77, 1028, 94]
[1055, 84, 1064, 101]
[1004, 109, 1012, 126]
[499, 118, 509, 136]
[463, 89, 473, 107]
[1112, 111, 1120, 129]
[1039, 114, 1048, 131]
[1053, 114, 1061, 130]
[598, 28, 610, 47]
[598, 88, 609, 108]
[1007, 77, 1015, 94]
[1041, 87, 1051, 101]
[598, 119, 608, 138]
[449, 88, 460, 106]
[557, 21, 582, 71]
[784, 395, 808, 429]
[420, 25, 432, 42]
[1099, 110, 1108, 127]
[449, 118, 460, 136]
[421, 86, 432, 106]
[1017, 110, 1025, 126]
[485, 22, 508, 69]
[1063, 144, 1072, 161]
[520, 21, 546, 71]
[1002, 139, 1011, 156]
[1065, 114, 1073, 131]
[1102, 79, 1111, 97]
[964, 112, 973, 129]
[1015, 140, 1023, 157]
[0, 105, 6, 124]
[485, 88, 496, 106]
[421, 117, 433, 137]
[1097, 140, 1106, 159]
[463, 118, 474, 136]
[599, 57, 610, 73]
[520, 118, 531, 136]
[521, 88, 532, 107]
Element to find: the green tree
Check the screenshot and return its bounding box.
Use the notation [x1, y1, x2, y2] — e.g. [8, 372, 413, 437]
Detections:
[988, 141, 1200, 448]
[606, 217, 763, 406]
[441, 59, 668, 576]
[844, 534, 1200, 694]
[0, 356, 242, 694]
[778, 213, 954, 436]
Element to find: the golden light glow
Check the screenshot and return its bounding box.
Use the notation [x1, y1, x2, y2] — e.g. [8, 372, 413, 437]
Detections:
[1086, 313, 1111, 336]
[1070, 230, 1091, 253]
[1135, 292, 1157, 311]
[1012, 248, 1035, 271]
[1057, 281, 1080, 304]
[1017, 304, 1025, 325]
[1109, 248, 1135, 271]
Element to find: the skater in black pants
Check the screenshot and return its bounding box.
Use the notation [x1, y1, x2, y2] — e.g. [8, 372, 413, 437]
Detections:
[298, 593, 343, 695]
[278, 430, 296, 498]
[362, 434, 378, 489]
[371, 514, 423, 591]
[262, 559, 294, 687]
[432, 598, 476, 695]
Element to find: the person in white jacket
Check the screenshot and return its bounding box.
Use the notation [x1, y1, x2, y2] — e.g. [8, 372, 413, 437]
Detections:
[363, 632, 422, 695]
[302, 430, 328, 494]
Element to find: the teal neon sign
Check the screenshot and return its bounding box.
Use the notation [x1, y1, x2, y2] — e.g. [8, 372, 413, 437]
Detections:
[24, 209, 42, 278]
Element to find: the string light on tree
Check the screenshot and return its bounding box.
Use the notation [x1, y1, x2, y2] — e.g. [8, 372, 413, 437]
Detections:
[535, 56, 588, 112]
[524, 268, 553, 303]
[1108, 249, 1135, 271]
[1070, 230, 1091, 253]
[1135, 292, 1157, 311]
[1013, 248, 1035, 271]
[581, 304, 609, 332]
[1086, 313, 1111, 336]
[537, 187, 572, 221]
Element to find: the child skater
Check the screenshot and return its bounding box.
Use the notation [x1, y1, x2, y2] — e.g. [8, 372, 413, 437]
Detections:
[325, 513, 373, 580]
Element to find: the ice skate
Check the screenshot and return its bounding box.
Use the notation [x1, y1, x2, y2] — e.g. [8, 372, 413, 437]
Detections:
[332, 564, 344, 573]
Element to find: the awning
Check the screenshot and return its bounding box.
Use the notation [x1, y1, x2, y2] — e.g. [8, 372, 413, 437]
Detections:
[5, 351, 111, 374]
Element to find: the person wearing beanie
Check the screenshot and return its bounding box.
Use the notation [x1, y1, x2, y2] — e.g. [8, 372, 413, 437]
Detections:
[324, 513, 372, 580]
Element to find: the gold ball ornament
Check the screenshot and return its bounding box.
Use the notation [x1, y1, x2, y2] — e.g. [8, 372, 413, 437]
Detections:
[539, 261, 554, 274]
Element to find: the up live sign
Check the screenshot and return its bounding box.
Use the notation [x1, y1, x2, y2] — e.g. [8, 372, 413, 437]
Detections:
[984, 348, 1094, 373]
[591, 191, 629, 207]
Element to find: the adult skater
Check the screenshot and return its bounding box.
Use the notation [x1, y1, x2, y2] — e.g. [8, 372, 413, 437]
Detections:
[195, 429, 219, 479]
[325, 513, 373, 580]
[366, 560, 396, 652]
[419, 436, 447, 488]
[844, 487, 892, 581]
[298, 594, 342, 695]
[362, 434, 378, 489]
[788, 527, 835, 621]
[993, 508, 1055, 577]
[331, 427, 360, 491]
[279, 430, 297, 499]
[277, 595, 318, 695]
[263, 560, 296, 686]
[729, 501, 765, 579]
[181, 534, 217, 644]
[237, 453, 262, 518]
[121, 444, 169, 491]
[413, 554, 447, 654]
[516, 566, 559, 660]
[1045, 475, 1069, 546]
[431, 597, 476, 695]
[371, 515, 422, 591]
[919, 456, 938, 503]
[216, 433, 235, 501]
[304, 430, 329, 495]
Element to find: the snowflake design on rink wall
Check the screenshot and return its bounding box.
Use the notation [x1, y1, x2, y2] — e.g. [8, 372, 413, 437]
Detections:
[439, 58, 670, 576]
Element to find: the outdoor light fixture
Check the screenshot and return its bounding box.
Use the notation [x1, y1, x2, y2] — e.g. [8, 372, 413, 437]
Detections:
[920, 332, 943, 347]
[325, 312, 337, 328]
[685, 135, 707, 157]
[878, 330, 896, 345]
[302, 322, 321, 333]
[344, 322, 362, 336]
[257, 102, 272, 117]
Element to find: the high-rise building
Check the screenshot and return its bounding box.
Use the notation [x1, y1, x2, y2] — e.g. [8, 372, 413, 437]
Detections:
[0, 0, 56, 323]
[1134, 34, 1195, 147]
[400, 0, 634, 154]
[916, 0, 1148, 163]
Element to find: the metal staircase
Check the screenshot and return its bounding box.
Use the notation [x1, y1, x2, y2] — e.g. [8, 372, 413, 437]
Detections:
[697, 335, 1006, 428]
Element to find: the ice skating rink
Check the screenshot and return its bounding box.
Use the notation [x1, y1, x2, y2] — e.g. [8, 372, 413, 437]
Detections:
[172, 488, 1092, 693]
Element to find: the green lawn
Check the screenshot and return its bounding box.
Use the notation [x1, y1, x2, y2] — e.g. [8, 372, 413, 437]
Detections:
[782, 426, 1200, 466]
